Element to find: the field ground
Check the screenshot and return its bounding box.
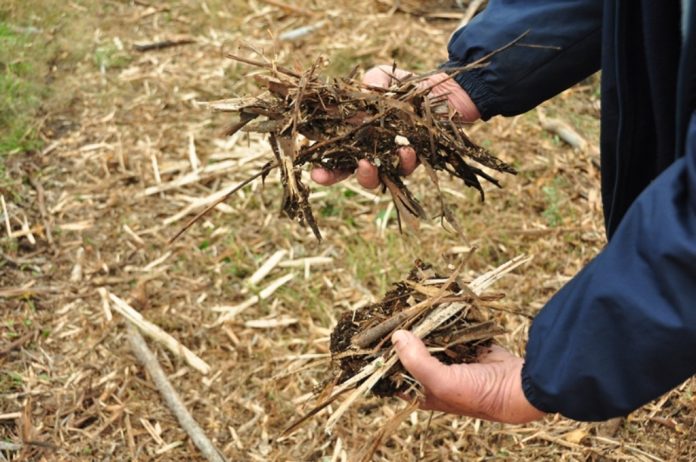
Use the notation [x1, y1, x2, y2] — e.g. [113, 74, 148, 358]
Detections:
[1, 1, 694, 460]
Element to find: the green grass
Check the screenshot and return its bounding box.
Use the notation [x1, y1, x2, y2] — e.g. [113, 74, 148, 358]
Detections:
[0, 1, 92, 182]
[542, 176, 574, 227]
[0, 21, 45, 161]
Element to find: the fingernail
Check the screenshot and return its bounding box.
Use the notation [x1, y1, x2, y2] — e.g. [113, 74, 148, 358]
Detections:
[392, 330, 409, 348]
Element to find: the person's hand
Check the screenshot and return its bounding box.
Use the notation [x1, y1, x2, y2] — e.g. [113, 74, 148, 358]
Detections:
[391, 329, 545, 424]
[310, 65, 482, 189]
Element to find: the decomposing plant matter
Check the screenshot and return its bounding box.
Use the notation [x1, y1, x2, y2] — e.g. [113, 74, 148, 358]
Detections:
[172, 44, 520, 242]
[283, 255, 530, 436]
[330, 260, 506, 397]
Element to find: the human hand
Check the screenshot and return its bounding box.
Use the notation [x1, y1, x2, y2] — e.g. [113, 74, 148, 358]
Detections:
[391, 329, 545, 424]
[310, 65, 481, 189]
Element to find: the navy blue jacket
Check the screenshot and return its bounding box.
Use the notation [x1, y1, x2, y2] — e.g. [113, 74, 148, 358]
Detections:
[445, 0, 696, 421]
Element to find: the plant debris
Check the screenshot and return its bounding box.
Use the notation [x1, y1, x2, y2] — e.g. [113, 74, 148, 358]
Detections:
[173, 50, 518, 242]
[5, 1, 693, 460]
[329, 260, 506, 397]
[283, 255, 528, 437]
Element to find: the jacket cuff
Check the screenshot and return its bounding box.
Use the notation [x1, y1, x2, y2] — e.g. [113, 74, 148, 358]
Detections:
[521, 360, 557, 415]
[442, 60, 499, 120]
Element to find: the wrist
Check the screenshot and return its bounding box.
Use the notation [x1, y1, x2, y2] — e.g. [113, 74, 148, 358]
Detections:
[508, 360, 546, 423]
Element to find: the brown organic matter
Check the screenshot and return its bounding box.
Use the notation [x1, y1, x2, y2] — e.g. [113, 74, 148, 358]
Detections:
[174, 54, 517, 242]
[329, 261, 505, 397]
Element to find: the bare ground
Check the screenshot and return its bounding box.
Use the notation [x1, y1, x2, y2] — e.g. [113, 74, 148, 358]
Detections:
[1, 1, 695, 461]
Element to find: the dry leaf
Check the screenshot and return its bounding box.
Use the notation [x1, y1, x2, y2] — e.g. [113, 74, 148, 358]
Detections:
[563, 428, 588, 444]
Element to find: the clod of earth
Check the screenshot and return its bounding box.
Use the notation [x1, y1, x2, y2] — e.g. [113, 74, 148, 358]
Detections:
[329, 260, 506, 397]
[172, 50, 519, 242]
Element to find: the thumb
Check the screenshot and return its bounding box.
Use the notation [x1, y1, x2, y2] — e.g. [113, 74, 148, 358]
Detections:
[363, 65, 413, 89]
[392, 330, 450, 391]
[422, 72, 481, 122]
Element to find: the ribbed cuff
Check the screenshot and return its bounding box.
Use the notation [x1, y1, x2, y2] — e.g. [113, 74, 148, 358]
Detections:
[521, 360, 557, 415]
[441, 61, 499, 120]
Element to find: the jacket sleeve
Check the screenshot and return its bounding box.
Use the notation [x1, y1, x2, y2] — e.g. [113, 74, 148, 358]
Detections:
[445, 0, 603, 119]
[521, 113, 696, 421]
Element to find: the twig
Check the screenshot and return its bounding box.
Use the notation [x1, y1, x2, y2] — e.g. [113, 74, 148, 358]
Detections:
[358, 401, 419, 462]
[126, 325, 227, 462]
[351, 259, 467, 348]
[214, 273, 295, 323]
[226, 53, 301, 78]
[163, 182, 241, 226]
[107, 292, 211, 374]
[0, 332, 35, 356]
[1, 194, 11, 237]
[0, 286, 59, 298]
[461, 0, 485, 25]
[139, 159, 240, 197]
[28, 176, 53, 244]
[278, 256, 333, 268]
[133, 37, 195, 52]
[279, 21, 326, 41]
[168, 162, 277, 244]
[246, 249, 287, 286]
[538, 109, 587, 151]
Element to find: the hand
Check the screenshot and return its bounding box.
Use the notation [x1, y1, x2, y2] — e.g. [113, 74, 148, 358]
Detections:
[310, 65, 481, 189]
[391, 330, 545, 424]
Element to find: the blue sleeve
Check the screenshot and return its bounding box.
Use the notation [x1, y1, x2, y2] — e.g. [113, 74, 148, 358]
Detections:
[445, 0, 603, 119]
[521, 113, 696, 421]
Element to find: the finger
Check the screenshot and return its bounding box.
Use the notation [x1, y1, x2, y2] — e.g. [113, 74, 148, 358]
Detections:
[310, 167, 351, 186]
[421, 72, 481, 122]
[391, 330, 451, 394]
[363, 65, 394, 89]
[356, 159, 380, 189]
[363, 65, 413, 89]
[397, 147, 418, 175]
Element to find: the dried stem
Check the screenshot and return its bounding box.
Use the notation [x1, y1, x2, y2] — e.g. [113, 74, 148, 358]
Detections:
[127, 325, 227, 462]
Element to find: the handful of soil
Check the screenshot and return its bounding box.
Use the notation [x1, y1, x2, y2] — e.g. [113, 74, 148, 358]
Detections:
[173, 52, 517, 242]
[329, 260, 505, 397]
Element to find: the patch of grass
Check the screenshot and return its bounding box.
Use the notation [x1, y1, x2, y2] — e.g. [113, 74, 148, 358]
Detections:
[0, 1, 93, 181]
[542, 183, 562, 227]
[342, 231, 414, 295]
[541, 176, 571, 228]
[0, 21, 44, 160]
